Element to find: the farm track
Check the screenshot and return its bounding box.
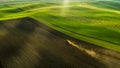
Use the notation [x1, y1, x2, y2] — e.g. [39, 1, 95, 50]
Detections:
[0, 18, 119, 68]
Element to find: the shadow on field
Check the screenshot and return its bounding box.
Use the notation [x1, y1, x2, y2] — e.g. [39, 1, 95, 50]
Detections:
[0, 18, 119, 68]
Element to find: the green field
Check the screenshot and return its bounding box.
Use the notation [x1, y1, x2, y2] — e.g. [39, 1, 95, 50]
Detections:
[0, 1, 120, 52]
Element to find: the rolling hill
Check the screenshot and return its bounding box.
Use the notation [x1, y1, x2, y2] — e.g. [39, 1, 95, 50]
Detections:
[0, 0, 120, 68]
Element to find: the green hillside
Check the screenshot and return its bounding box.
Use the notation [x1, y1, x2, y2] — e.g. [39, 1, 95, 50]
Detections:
[89, 1, 120, 11]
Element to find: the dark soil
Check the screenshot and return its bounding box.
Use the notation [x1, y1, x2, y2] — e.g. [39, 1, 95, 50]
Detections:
[0, 17, 119, 68]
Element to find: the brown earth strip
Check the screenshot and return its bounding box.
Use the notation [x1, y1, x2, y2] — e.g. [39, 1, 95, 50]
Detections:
[0, 17, 119, 68]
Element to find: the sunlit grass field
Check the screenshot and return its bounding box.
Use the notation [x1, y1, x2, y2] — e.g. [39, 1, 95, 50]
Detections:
[0, 2, 58, 20]
[0, 1, 120, 52]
